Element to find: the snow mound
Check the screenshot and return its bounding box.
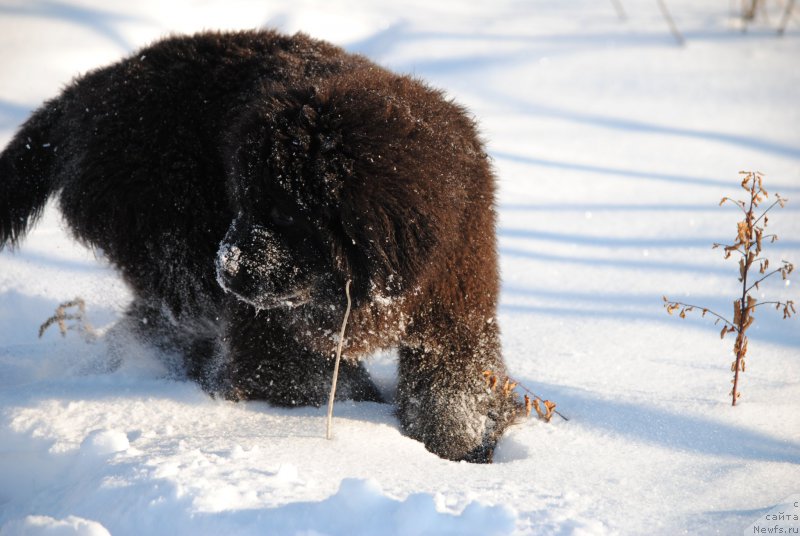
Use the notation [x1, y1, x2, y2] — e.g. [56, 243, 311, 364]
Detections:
[255, 478, 516, 536]
[0, 515, 111, 536]
[79, 429, 130, 457]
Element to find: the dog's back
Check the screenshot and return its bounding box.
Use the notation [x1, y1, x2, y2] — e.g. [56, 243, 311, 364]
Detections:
[1, 30, 366, 315]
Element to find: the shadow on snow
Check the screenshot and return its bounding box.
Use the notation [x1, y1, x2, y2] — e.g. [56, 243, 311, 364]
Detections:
[519, 381, 800, 465]
[0, 0, 150, 51]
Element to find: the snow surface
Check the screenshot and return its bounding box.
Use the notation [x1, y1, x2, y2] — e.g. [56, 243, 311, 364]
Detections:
[1, 1, 799, 534]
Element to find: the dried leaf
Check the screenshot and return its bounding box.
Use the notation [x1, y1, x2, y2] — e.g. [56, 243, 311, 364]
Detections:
[532, 398, 543, 419]
[737, 221, 749, 243]
[501, 379, 517, 398]
[543, 400, 557, 423]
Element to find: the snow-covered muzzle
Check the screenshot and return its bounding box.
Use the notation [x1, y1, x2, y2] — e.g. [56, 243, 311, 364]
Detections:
[215, 217, 313, 309]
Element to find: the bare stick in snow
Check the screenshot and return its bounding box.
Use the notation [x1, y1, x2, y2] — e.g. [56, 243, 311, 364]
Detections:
[326, 279, 352, 440]
[610, 0, 627, 20]
[656, 0, 685, 45]
[778, 0, 796, 35]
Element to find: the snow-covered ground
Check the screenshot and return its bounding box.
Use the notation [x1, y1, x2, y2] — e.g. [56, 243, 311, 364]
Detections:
[1, 1, 799, 534]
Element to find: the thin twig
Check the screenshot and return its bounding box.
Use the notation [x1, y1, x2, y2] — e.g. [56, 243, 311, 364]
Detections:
[720, 197, 748, 214]
[751, 300, 792, 310]
[746, 268, 785, 293]
[712, 244, 747, 258]
[656, 0, 685, 45]
[326, 279, 352, 440]
[665, 301, 735, 328]
[610, 0, 627, 20]
[507, 376, 569, 421]
[752, 199, 786, 229]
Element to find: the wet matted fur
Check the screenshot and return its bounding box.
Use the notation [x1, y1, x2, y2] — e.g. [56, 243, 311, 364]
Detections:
[0, 30, 520, 462]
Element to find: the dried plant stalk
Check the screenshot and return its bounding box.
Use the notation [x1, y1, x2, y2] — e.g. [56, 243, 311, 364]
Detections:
[38, 297, 96, 340]
[664, 172, 795, 405]
[326, 279, 352, 440]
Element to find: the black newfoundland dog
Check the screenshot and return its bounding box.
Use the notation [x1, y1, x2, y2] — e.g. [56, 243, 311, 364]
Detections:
[0, 30, 520, 462]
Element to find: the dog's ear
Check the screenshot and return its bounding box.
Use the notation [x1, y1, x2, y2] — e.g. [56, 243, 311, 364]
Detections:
[309, 74, 450, 298]
[338, 200, 439, 299]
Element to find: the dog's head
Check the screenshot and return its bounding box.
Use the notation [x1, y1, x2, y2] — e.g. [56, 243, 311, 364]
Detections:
[216, 72, 476, 314]
[215, 211, 320, 309]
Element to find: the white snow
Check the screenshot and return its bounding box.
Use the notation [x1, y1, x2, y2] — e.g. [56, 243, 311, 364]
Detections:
[79, 430, 130, 457]
[0, 515, 111, 536]
[1, 1, 799, 535]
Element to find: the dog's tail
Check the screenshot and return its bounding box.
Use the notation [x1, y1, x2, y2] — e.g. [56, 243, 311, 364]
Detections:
[0, 101, 67, 250]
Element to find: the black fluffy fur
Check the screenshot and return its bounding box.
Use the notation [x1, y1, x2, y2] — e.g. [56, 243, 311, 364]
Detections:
[0, 30, 520, 462]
